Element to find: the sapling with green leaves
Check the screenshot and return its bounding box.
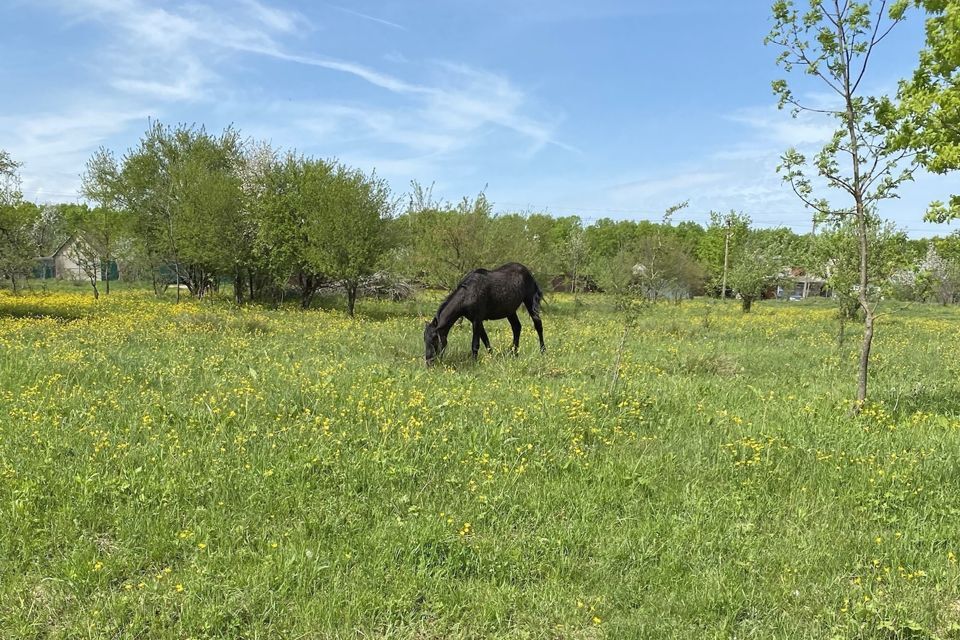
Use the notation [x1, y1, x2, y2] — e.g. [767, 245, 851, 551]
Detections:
[305, 164, 396, 317]
[0, 151, 39, 292]
[726, 238, 788, 313]
[766, 0, 916, 410]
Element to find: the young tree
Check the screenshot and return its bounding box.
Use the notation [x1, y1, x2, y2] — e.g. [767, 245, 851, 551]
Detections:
[699, 211, 751, 298]
[557, 217, 588, 299]
[766, 0, 915, 410]
[403, 184, 496, 288]
[727, 237, 789, 312]
[305, 164, 395, 316]
[58, 204, 127, 299]
[255, 154, 332, 307]
[84, 122, 247, 300]
[0, 152, 39, 291]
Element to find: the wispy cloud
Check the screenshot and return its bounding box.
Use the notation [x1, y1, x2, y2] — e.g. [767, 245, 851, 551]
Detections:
[725, 106, 838, 148]
[11, 0, 568, 206]
[240, 0, 307, 32]
[41, 0, 565, 155]
[0, 101, 152, 198]
[475, 0, 706, 23]
[609, 171, 731, 202]
[327, 3, 407, 30]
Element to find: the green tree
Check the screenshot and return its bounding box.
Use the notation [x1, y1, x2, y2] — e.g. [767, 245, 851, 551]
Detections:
[766, 0, 915, 410]
[59, 203, 128, 299]
[403, 183, 496, 288]
[238, 140, 283, 302]
[305, 164, 395, 316]
[84, 122, 247, 299]
[815, 220, 909, 316]
[254, 153, 331, 307]
[894, 0, 960, 221]
[0, 152, 39, 291]
[632, 236, 706, 302]
[699, 210, 751, 297]
[727, 236, 789, 312]
[552, 216, 588, 297]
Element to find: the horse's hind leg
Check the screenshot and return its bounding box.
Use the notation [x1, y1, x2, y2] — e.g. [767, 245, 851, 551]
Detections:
[477, 322, 492, 352]
[507, 313, 522, 354]
[524, 300, 545, 353]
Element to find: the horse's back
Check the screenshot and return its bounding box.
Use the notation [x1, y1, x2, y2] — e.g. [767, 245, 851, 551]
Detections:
[490, 262, 531, 277]
[443, 263, 540, 321]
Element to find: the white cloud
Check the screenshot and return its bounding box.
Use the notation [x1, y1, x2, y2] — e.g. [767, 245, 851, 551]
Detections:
[726, 106, 838, 148]
[240, 0, 307, 33]
[34, 0, 565, 166]
[0, 102, 152, 199]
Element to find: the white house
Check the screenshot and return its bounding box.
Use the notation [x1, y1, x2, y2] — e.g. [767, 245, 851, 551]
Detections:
[36, 236, 104, 281]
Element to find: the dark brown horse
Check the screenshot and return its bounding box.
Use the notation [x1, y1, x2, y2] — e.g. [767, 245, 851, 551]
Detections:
[424, 263, 544, 365]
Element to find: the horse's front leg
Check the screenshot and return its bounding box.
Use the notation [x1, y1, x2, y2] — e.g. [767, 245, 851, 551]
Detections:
[471, 321, 482, 360]
[477, 322, 492, 353]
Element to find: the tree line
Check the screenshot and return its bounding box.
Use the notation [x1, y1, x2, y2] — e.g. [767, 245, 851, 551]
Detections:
[2, 129, 959, 314]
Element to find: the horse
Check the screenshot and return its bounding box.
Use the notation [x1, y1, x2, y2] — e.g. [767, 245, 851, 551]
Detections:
[423, 262, 545, 366]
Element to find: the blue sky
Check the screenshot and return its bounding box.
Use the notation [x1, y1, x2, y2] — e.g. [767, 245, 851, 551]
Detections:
[1, 0, 957, 237]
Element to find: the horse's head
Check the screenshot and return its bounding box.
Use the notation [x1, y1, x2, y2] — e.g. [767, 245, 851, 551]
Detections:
[423, 318, 445, 366]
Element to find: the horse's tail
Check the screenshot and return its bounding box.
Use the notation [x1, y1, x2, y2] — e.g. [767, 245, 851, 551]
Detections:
[531, 278, 544, 315]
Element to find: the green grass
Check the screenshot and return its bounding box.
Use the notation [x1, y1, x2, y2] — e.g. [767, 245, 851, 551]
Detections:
[1, 290, 960, 638]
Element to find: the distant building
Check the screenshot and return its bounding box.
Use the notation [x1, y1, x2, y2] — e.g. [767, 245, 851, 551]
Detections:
[785, 267, 829, 299]
[34, 236, 117, 281]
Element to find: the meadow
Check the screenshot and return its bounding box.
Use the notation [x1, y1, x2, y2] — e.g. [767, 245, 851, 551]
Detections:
[1, 288, 960, 639]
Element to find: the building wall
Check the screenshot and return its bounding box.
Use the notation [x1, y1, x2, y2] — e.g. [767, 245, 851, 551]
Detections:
[54, 249, 100, 281]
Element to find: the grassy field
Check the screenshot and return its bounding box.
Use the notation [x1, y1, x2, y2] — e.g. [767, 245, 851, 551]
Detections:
[1, 288, 960, 638]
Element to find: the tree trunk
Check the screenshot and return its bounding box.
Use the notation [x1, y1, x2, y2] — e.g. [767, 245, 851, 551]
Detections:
[841, 26, 872, 414]
[857, 306, 875, 408]
[721, 222, 731, 300]
[234, 270, 244, 305]
[346, 282, 358, 317]
[297, 271, 320, 309]
[854, 206, 873, 412]
[741, 296, 753, 313]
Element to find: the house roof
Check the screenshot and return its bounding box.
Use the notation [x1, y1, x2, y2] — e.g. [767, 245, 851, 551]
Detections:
[43, 234, 77, 259]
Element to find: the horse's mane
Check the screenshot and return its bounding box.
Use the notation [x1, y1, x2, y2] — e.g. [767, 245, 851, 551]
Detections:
[435, 269, 489, 318]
